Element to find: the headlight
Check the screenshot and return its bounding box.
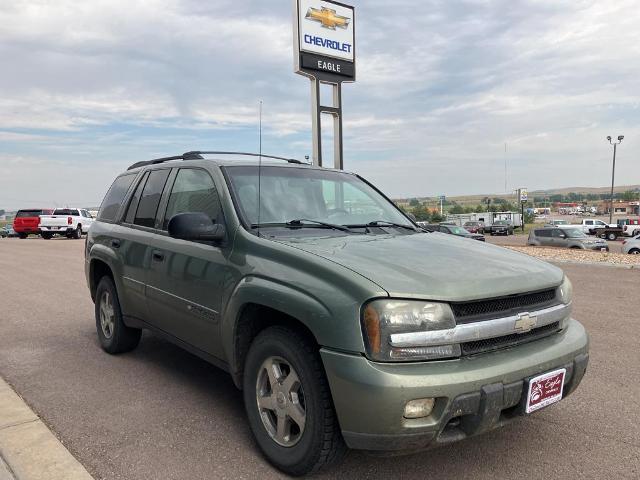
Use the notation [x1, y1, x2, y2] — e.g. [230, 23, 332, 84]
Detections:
[558, 276, 573, 305]
[361, 299, 459, 362]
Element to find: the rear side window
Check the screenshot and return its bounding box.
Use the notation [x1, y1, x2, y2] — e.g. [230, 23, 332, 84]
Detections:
[124, 172, 148, 224]
[98, 174, 137, 222]
[134, 169, 170, 228]
[535, 229, 552, 237]
[162, 168, 221, 230]
[16, 210, 43, 218]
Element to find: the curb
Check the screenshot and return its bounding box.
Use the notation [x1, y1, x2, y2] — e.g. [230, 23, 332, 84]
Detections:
[0, 377, 93, 480]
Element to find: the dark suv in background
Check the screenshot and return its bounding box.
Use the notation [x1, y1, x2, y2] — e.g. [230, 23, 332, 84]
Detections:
[86, 151, 588, 475]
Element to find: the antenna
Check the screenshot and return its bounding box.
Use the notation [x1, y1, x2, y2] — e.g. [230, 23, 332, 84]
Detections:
[257, 100, 263, 236]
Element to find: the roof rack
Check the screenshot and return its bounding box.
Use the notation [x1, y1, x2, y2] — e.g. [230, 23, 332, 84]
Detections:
[126, 151, 308, 171]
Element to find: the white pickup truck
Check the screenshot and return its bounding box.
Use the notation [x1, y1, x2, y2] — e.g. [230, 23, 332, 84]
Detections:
[578, 219, 615, 235]
[623, 223, 640, 237]
[39, 208, 94, 239]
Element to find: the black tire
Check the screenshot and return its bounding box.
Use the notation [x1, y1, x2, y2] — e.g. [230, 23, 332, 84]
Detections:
[18, 233, 27, 239]
[629, 248, 640, 255]
[243, 326, 346, 476]
[73, 225, 82, 239]
[607, 232, 617, 241]
[95, 276, 141, 354]
[41, 232, 52, 240]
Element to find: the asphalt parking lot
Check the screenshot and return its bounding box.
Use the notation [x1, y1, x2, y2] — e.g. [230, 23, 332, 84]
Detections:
[1, 238, 639, 479]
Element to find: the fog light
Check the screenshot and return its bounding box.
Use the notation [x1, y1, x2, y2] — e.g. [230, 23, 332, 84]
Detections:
[403, 398, 435, 419]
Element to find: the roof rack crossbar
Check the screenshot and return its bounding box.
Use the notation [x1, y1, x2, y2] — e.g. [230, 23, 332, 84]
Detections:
[127, 151, 307, 171]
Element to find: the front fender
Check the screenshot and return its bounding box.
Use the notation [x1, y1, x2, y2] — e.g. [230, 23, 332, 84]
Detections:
[221, 274, 365, 385]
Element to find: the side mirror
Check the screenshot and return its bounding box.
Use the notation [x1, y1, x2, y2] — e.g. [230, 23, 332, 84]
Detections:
[168, 212, 225, 242]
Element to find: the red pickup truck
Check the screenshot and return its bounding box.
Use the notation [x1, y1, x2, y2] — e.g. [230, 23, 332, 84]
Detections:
[13, 209, 53, 239]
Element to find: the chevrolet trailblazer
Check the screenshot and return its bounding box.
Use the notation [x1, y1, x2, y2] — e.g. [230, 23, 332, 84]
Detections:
[85, 151, 589, 476]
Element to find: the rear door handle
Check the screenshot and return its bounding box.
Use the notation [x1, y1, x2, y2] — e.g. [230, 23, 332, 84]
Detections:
[111, 239, 121, 248]
[152, 250, 165, 262]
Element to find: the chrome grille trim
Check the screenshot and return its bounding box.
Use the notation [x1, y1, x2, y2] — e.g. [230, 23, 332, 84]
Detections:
[389, 303, 570, 348]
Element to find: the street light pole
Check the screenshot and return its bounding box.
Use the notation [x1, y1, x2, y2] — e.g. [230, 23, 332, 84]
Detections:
[607, 135, 624, 224]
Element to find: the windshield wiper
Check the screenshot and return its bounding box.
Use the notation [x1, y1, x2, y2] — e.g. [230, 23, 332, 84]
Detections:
[286, 219, 355, 232]
[252, 219, 355, 233]
[346, 221, 420, 232]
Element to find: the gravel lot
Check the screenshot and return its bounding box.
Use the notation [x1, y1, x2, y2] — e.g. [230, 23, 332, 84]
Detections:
[0, 237, 639, 479]
[505, 246, 640, 267]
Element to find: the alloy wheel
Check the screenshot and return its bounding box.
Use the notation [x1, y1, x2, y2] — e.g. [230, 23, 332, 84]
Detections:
[99, 291, 115, 339]
[255, 356, 306, 447]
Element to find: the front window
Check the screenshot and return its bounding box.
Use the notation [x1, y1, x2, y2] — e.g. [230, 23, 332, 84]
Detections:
[224, 166, 412, 231]
[448, 226, 469, 235]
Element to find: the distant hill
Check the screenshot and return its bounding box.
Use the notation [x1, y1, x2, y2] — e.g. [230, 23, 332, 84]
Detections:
[396, 184, 640, 206]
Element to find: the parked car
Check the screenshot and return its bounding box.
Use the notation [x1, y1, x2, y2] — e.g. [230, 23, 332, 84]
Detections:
[1, 224, 18, 238]
[86, 151, 588, 476]
[39, 208, 94, 239]
[427, 224, 485, 241]
[13, 209, 53, 239]
[463, 221, 485, 234]
[528, 227, 609, 251]
[622, 235, 640, 254]
[544, 219, 570, 227]
[622, 223, 640, 237]
[487, 220, 514, 236]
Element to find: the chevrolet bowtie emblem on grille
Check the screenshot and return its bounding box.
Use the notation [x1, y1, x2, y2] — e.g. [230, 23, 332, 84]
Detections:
[514, 313, 537, 333]
[305, 6, 350, 30]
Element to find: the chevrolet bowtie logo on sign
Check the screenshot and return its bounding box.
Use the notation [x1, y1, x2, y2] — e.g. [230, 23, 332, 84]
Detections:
[514, 313, 537, 333]
[306, 6, 350, 30]
[295, 0, 355, 71]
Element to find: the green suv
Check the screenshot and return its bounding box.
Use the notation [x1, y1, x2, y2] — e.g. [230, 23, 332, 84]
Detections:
[85, 152, 589, 476]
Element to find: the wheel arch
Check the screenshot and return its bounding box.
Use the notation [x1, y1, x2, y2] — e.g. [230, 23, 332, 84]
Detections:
[222, 277, 333, 389]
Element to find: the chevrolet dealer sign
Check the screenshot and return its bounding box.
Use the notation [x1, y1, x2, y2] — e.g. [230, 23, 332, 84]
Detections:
[294, 0, 355, 80]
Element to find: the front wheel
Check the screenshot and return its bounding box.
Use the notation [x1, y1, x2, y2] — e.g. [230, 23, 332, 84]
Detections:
[607, 232, 617, 241]
[629, 248, 640, 255]
[243, 326, 345, 476]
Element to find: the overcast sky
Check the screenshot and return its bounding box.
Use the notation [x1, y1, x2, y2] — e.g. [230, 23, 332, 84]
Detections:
[1, 0, 639, 209]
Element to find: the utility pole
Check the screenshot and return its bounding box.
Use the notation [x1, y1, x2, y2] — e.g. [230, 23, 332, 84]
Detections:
[606, 135, 624, 224]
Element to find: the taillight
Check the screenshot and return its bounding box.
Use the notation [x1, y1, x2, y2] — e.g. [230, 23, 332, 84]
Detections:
[68, 216, 72, 225]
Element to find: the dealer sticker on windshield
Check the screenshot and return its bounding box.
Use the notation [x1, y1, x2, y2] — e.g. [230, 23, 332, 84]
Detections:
[525, 368, 566, 414]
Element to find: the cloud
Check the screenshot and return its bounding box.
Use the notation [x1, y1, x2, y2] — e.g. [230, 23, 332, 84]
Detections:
[0, 0, 639, 208]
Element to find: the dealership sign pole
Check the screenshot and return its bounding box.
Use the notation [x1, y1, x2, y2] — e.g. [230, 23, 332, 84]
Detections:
[293, 0, 355, 169]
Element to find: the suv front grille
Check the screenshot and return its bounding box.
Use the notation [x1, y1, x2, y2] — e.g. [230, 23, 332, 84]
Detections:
[461, 321, 561, 356]
[451, 288, 558, 324]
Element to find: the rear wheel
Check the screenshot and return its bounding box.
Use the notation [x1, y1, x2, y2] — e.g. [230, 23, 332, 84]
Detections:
[629, 248, 640, 255]
[607, 232, 617, 241]
[18, 233, 27, 239]
[41, 232, 52, 240]
[73, 225, 82, 239]
[95, 276, 141, 354]
[243, 326, 345, 476]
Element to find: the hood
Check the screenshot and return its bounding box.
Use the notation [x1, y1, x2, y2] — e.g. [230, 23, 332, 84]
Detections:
[277, 232, 563, 301]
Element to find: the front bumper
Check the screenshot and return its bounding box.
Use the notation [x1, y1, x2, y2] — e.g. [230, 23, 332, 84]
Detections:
[321, 318, 589, 452]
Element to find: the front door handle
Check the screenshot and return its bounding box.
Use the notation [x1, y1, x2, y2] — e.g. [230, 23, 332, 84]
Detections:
[152, 250, 165, 262]
[111, 239, 121, 248]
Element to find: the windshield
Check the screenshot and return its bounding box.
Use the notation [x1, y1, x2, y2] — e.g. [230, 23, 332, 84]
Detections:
[225, 166, 412, 229]
[494, 221, 509, 225]
[564, 228, 586, 238]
